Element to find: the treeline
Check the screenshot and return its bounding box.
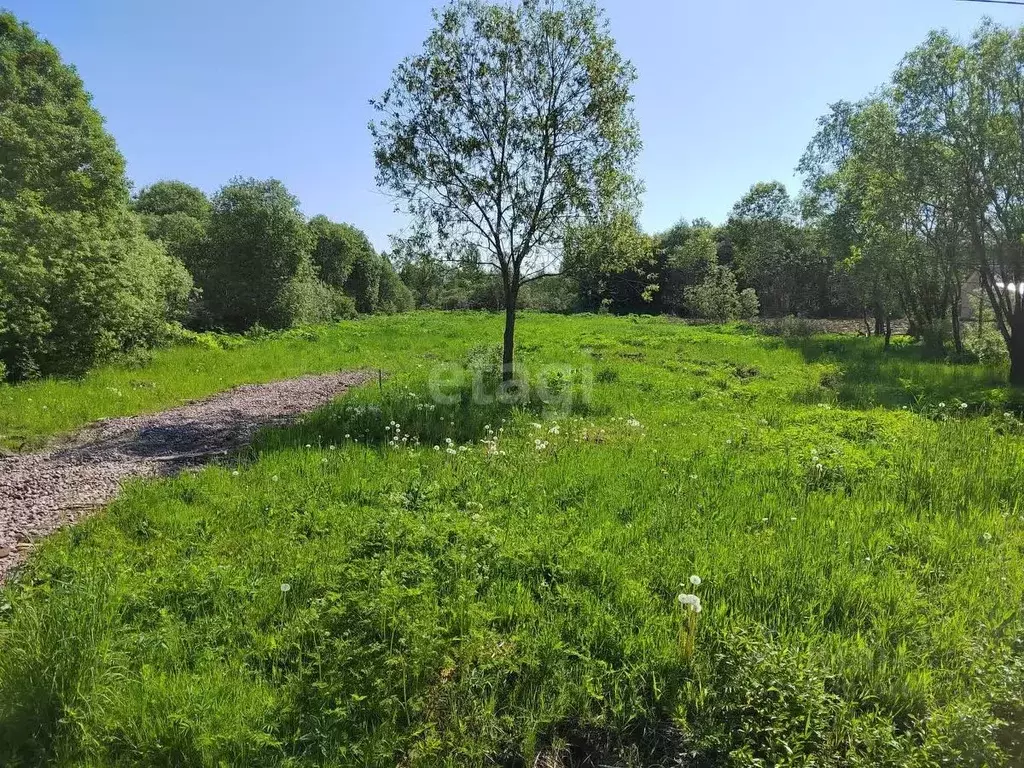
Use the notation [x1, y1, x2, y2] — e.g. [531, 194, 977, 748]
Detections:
[562, 183, 854, 321]
[0, 13, 409, 382]
[798, 20, 1024, 378]
[391, 180, 857, 324]
[132, 179, 412, 333]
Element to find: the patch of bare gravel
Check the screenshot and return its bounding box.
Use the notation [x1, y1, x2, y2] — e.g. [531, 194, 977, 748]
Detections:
[0, 370, 370, 579]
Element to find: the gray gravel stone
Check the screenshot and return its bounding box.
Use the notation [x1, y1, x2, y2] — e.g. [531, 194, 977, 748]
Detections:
[0, 370, 369, 580]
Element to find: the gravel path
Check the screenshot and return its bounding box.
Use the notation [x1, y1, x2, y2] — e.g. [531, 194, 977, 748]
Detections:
[0, 370, 370, 579]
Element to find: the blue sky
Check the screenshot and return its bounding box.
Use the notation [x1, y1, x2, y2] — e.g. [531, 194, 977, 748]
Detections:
[5, 0, 1022, 250]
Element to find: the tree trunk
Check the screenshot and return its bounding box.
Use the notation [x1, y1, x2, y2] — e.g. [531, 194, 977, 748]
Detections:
[502, 293, 517, 383]
[874, 304, 884, 336]
[951, 300, 963, 357]
[1010, 329, 1024, 387]
[884, 315, 892, 348]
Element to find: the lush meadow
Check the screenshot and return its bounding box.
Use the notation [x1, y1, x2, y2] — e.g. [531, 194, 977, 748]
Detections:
[1, 312, 1023, 765]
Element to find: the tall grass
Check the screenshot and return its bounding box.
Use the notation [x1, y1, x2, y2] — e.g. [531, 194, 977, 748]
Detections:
[1, 313, 1022, 765]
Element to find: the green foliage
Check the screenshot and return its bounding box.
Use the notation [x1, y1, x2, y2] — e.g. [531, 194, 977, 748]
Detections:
[132, 180, 211, 275]
[725, 181, 836, 317]
[0, 13, 191, 381]
[0, 200, 193, 380]
[1, 313, 1023, 765]
[684, 265, 759, 322]
[307, 216, 364, 294]
[0, 13, 125, 215]
[563, 212, 657, 312]
[274, 261, 339, 328]
[372, 0, 642, 372]
[376, 256, 414, 314]
[202, 178, 314, 332]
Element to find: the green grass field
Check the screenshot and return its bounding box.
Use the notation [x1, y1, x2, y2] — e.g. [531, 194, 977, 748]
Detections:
[1, 312, 1023, 766]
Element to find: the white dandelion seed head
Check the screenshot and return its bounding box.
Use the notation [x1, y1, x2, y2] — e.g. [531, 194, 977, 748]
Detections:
[280, 583, 291, 593]
[677, 593, 702, 613]
[689, 574, 702, 587]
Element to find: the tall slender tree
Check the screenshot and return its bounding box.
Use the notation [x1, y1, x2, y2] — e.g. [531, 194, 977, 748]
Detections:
[371, 0, 642, 379]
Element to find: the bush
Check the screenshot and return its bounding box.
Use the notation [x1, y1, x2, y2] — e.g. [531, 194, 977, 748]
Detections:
[684, 265, 759, 322]
[344, 242, 383, 314]
[0, 203, 194, 379]
[308, 216, 363, 290]
[761, 314, 815, 338]
[964, 326, 1008, 366]
[519, 275, 578, 313]
[738, 287, 760, 318]
[0, 13, 192, 380]
[201, 178, 313, 332]
[376, 257, 414, 314]
[132, 181, 211, 276]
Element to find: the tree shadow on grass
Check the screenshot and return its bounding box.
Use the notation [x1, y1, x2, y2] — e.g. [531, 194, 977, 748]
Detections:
[777, 335, 1018, 412]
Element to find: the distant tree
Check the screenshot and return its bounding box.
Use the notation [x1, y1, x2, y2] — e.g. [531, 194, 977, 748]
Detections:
[725, 181, 841, 317]
[562, 212, 655, 312]
[371, 0, 642, 380]
[684, 265, 759, 322]
[377, 255, 415, 313]
[203, 178, 314, 331]
[656, 221, 718, 315]
[308, 216, 360, 291]
[800, 100, 892, 336]
[393, 237, 448, 308]
[132, 181, 211, 274]
[0, 12, 191, 379]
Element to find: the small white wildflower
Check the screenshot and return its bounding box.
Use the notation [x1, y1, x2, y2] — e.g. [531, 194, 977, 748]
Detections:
[689, 574, 702, 587]
[433, 445, 440, 451]
[939, 402, 945, 408]
[280, 583, 291, 593]
[447, 448, 457, 455]
[549, 425, 560, 435]
[983, 532, 993, 542]
[271, 475, 279, 483]
[960, 402, 968, 410]
[231, 470, 240, 477]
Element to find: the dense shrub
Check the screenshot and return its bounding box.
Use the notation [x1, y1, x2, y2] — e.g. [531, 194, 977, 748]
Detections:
[376, 257, 415, 313]
[0, 12, 193, 380]
[132, 181, 211, 275]
[344, 238, 384, 314]
[202, 178, 314, 331]
[684, 265, 759, 322]
[0, 204, 192, 379]
[308, 216, 362, 290]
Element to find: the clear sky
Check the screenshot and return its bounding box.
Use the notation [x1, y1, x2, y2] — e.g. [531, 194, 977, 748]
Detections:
[4, 0, 1022, 250]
